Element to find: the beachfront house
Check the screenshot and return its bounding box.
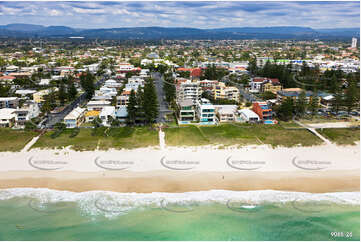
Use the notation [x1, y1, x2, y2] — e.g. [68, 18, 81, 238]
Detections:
[238, 109, 260, 123]
[63, 107, 85, 128]
[84, 110, 100, 123]
[115, 106, 128, 123]
[196, 98, 216, 124]
[214, 105, 238, 123]
[252, 101, 272, 121]
[178, 99, 195, 124]
[99, 106, 116, 127]
[0, 108, 16, 127]
[14, 101, 40, 128]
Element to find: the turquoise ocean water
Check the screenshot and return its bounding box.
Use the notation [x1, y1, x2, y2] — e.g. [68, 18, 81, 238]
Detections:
[0, 189, 359, 241]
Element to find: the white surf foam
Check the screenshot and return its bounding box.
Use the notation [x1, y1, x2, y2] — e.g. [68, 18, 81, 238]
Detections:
[0, 188, 359, 218]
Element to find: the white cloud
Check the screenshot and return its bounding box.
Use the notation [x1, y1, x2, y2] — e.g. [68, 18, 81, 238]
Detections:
[0, 1, 358, 29]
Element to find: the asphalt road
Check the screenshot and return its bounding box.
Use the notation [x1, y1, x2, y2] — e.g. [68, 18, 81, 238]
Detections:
[152, 72, 172, 123]
[44, 75, 107, 128]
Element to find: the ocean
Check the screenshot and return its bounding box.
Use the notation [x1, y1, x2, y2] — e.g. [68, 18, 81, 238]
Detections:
[0, 189, 359, 241]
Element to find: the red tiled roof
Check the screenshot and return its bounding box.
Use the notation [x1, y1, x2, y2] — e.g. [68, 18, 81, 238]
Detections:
[0, 75, 16, 80]
[177, 68, 192, 72]
[270, 78, 280, 84]
[253, 78, 266, 82]
[190, 68, 202, 77]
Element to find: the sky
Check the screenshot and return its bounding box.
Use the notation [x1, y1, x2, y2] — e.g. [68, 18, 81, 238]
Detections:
[0, 1, 359, 29]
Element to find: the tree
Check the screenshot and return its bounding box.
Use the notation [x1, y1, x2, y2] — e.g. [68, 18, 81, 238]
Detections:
[68, 82, 78, 100]
[92, 117, 102, 129]
[163, 76, 176, 104]
[331, 83, 343, 113]
[143, 79, 159, 124]
[308, 93, 319, 118]
[80, 71, 95, 100]
[277, 97, 294, 121]
[25, 121, 37, 131]
[247, 58, 258, 75]
[126, 89, 137, 125]
[260, 91, 276, 100]
[295, 91, 307, 117]
[344, 79, 359, 114]
[0, 83, 10, 97]
[58, 82, 67, 105]
[136, 86, 145, 123]
[329, 74, 338, 94]
[41, 91, 57, 113]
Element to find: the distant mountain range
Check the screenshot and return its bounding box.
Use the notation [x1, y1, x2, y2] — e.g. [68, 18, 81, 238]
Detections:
[0, 23, 359, 40]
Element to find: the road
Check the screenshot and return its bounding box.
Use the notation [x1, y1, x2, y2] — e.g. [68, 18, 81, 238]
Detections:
[44, 75, 107, 128]
[152, 72, 172, 123]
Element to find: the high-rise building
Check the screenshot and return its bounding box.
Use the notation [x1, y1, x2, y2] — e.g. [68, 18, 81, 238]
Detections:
[352, 37, 357, 48]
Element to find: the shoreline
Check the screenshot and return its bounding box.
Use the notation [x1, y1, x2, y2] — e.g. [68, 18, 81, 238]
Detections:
[0, 170, 359, 193]
[0, 143, 359, 193]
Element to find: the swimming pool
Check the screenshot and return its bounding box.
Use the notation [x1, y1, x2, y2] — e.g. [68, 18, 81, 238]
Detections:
[264, 120, 275, 124]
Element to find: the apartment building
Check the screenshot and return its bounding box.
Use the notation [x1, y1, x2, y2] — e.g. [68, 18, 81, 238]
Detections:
[176, 80, 202, 105]
[262, 79, 282, 94]
[277, 88, 313, 103]
[0, 97, 19, 109]
[250, 77, 281, 93]
[199, 80, 218, 91]
[213, 82, 240, 102]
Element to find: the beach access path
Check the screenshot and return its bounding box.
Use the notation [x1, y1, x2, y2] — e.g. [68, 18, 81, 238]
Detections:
[293, 119, 332, 145]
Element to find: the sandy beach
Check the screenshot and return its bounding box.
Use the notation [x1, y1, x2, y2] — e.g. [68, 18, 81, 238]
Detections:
[0, 143, 359, 193]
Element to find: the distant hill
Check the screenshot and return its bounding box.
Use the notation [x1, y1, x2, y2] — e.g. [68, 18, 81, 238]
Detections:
[0, 23, 358, 40]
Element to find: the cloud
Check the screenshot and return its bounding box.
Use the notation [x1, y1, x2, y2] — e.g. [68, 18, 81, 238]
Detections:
[0, 1, 358, 29]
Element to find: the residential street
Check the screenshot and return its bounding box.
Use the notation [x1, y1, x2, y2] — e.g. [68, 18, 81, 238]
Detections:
[152, 72, 172, 123]
[44, 75, 107, 128]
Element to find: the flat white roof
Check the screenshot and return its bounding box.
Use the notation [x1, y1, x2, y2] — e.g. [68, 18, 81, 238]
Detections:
[239, 109, 259, 119]
[0, 108, 16, 119]
[100, 106, 115, 116]
[87, 100, 111, 105]
[15, 90, 37, 95]
[64, 107, 85, 120]
[0, 97, 18, 101]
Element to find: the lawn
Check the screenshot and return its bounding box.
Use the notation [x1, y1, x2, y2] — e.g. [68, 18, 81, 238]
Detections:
[317, 128, 360, 145]
[32, 127, 159, 151]
[301, 115, 352, 124]
[277, 121, 303, 129]
[164, 123, 323, 148]
[0, 128, 38, 152]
